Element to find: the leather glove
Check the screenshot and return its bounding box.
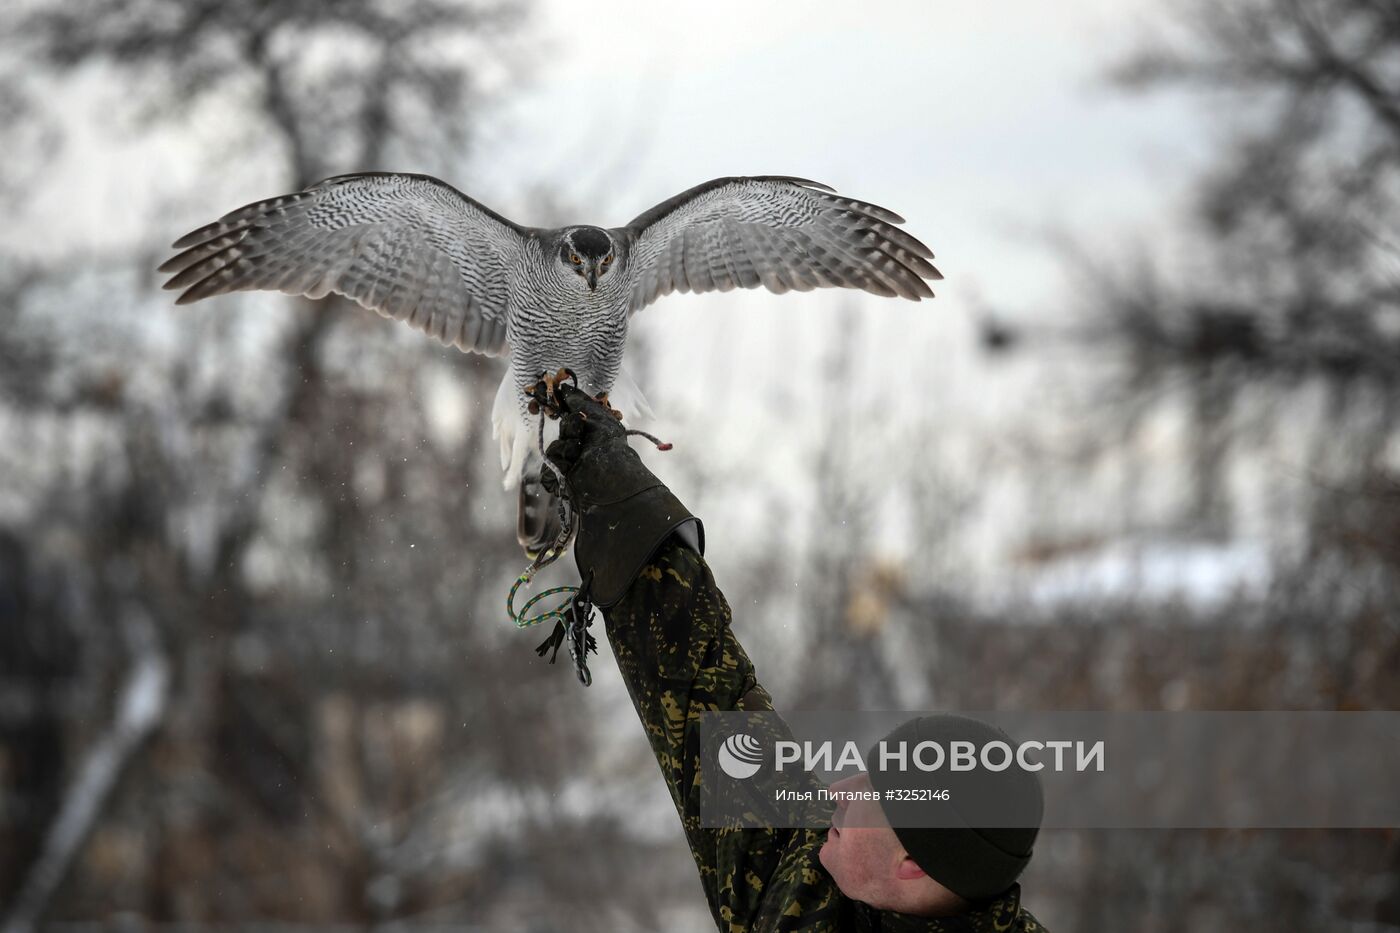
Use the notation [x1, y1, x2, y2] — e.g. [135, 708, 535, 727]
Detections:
[542, 385, 703, 607]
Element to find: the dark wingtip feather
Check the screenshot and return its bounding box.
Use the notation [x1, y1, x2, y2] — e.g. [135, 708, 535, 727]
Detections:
[754, 175, 836, 193]
[902, 268, 936, 299]
[897, 251, 943, 281]
[835, 196, 906, 225]
[860, 276, 898, 299]
[171, 224, 221, 250]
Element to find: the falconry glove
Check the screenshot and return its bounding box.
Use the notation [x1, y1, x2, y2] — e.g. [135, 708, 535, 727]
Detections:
[542, 385, 703, 607]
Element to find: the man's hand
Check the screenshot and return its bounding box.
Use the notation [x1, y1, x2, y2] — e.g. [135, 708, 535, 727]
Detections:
[541, 385, 628, 497]
[536, 383, 702, 608]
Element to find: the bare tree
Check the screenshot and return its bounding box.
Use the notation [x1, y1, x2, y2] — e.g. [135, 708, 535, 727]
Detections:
[1014, 1, 1400, 926]
[1096, 0, 1400, 386]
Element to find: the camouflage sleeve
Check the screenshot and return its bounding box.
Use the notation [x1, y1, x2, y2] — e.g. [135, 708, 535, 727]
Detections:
[602, 539, 844, 932]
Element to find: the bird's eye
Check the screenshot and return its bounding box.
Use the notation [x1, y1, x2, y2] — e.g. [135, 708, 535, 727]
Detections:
[570, 254, 581, 264]
[602, 254, 613, 265]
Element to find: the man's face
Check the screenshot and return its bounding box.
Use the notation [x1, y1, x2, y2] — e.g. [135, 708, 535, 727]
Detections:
[818, 771, 906, 905]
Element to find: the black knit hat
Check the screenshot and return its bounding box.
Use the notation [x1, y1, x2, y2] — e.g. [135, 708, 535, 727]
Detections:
[866, 715, 1043, 902]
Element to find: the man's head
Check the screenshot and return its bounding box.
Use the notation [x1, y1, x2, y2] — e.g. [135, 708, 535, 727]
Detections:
[819, 770, 971, 916]
[819, 714, 1043, 915]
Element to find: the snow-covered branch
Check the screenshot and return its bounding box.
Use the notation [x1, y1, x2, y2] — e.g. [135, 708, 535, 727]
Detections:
[1, 612, 169, 933]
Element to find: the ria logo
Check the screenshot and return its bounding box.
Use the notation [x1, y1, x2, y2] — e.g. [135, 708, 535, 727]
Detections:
[718, 733, 764, 779]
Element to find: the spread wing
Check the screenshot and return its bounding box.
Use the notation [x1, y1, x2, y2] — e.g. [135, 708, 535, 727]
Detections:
[159, 172, 528, 356]
[614, 176, 942, 314]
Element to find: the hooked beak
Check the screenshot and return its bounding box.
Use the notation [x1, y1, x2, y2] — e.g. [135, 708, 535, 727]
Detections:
[587, 268, 598, 291]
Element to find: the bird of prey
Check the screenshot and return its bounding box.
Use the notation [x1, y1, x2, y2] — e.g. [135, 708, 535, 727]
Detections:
[160, 172, 942, 554]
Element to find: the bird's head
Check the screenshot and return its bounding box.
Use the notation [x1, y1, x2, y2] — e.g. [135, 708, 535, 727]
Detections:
[559, 227, 616, 291]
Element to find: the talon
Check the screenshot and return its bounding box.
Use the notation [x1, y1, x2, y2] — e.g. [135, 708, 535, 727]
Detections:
[549, 368, 573, 408]
[592, 391, 625, 421]
[524, 376, 562, 417]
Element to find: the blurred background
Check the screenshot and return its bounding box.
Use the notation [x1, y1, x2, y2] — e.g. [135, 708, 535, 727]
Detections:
[1, 0, 1398, 930]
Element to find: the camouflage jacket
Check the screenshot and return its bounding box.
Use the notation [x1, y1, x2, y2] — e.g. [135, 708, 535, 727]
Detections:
[602, 540, 1047, 933]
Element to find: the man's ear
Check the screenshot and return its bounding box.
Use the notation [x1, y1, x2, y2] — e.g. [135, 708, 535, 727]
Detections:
[895, 856, 928, 881]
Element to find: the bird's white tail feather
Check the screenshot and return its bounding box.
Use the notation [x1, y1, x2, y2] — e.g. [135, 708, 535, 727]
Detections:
[611, 367, 654, 423]
[491, 374, 530, 489]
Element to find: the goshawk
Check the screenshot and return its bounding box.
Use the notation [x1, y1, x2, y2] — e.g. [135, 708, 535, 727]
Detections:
[160, 173, 942, 553]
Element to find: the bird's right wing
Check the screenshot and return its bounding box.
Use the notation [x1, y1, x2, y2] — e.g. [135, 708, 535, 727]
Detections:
[160, 172, 529, 356]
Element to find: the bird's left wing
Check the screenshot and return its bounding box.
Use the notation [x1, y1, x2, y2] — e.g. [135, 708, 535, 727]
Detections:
[613, 176, 942, 314]
[160, 172, 529, 356]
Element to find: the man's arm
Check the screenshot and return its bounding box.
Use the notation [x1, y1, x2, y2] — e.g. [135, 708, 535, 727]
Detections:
[541, 386, 841, 930]
[603, 539, 842, 931]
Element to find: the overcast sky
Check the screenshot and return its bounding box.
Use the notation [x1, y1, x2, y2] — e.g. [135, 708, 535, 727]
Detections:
[487, 0, 1210, 312]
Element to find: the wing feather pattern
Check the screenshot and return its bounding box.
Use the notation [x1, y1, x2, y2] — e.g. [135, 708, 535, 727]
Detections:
[159, 172, 528, 356]
[615, 176, 942, 313]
